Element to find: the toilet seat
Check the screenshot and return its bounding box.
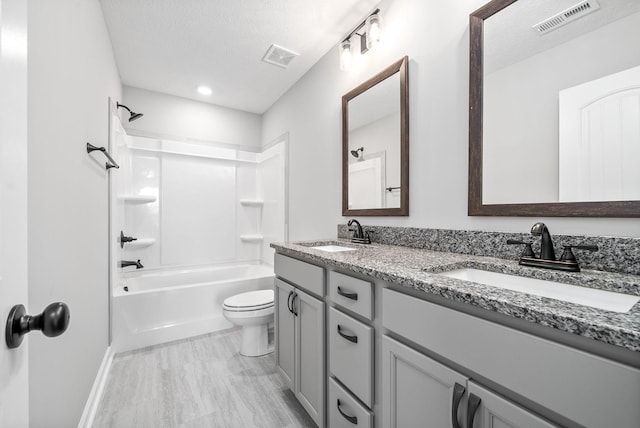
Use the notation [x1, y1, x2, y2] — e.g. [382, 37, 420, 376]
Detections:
[223, 289, 274, 312]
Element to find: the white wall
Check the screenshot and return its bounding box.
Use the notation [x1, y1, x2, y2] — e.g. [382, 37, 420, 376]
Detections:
[262, 0, 640, 239]
[123, 86, 262, 149]
[28, 0, 122, 426]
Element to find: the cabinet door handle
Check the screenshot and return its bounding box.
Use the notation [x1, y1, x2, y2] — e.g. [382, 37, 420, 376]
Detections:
[292, 292, 298, 317]
[287, 291, 294, 314]
[451, 382, 466, 428]
[337, 286, 358, 301]
[466, 392, 482, 428]
[337, 324, 358, 343]
[336, 399, 358, 424]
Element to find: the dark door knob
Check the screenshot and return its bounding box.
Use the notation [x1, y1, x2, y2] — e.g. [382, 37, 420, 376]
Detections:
[5, 302, 70, 349]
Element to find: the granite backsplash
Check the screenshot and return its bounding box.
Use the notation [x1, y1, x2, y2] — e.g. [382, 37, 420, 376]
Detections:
[337, 225, 640, 276]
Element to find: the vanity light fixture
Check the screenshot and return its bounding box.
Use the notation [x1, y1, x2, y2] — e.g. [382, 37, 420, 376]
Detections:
[339, 9, 382, 71]
[197, 85, 212, 96]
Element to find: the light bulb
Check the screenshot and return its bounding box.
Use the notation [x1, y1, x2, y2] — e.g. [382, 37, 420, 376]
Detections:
[365, 14, 382, 50]
[339, 40, 352, 71]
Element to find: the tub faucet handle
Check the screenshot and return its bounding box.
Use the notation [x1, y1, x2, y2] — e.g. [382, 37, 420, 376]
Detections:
[120, 231, 138, 248]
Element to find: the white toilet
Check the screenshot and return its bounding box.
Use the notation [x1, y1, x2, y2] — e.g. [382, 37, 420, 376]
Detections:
[222, 289, 274, 357]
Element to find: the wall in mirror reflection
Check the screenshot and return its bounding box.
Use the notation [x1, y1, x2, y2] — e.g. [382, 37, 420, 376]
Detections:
[348, 112, 400, 209]
[483, 6, 640, 205]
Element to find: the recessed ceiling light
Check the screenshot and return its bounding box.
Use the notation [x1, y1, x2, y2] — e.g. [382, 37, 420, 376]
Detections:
[197, 85, 212, 96]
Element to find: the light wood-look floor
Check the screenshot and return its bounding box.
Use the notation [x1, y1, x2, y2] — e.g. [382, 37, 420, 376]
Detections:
[93, 329, 316, 428]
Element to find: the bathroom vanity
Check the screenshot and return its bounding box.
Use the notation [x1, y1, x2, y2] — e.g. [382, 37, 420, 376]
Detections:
[272, 234, 640, 428]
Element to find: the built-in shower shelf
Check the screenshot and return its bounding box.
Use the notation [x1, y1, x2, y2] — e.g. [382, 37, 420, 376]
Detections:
[239, 199, 264, 207]
[240, 234, 264, 243]
[124, 238, 156, 248]
[119, 195, 157, 204]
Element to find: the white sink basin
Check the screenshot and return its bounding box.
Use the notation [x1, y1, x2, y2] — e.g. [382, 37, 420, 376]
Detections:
[311, 245, 357, 253]
[439, 268, 639, 313]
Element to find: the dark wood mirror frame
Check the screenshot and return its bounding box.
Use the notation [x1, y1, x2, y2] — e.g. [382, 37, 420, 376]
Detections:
[342, 56, 409, 216]
[469, 0, 640, 217]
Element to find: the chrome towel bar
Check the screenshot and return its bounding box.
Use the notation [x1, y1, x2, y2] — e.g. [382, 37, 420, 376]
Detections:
[86, 142, 119, 169]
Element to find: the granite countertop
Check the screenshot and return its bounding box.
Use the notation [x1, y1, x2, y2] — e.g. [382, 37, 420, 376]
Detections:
[271, 239, 640, 353]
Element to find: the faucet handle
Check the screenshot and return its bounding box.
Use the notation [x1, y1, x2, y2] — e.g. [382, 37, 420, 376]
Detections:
[507, 239, 535, 258]
[560, 245, 598, 262]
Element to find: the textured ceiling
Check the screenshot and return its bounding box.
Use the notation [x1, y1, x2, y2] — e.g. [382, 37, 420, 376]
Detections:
[100, 0, 379, 114]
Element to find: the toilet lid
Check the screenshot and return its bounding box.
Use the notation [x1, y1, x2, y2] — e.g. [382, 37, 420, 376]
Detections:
[223, 289, 274, 311]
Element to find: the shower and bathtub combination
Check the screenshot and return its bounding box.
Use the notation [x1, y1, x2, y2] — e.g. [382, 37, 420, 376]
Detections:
[108, 108, 287, 353]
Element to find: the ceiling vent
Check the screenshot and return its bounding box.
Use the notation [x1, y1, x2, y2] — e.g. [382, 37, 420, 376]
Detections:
[262, 44, 299, 68]
[532, 0, 600, 35]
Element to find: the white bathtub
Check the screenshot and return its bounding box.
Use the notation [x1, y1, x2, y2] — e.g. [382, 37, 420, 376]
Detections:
[112, 264, 274, 353]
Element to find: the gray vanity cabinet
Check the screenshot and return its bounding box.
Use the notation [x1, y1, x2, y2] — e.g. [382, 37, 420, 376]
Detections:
[274, 254, 325, 428]
[466, 382, 557, 428]
[381, 335, 468, 428]
[382, 335, 557, 428]
[274, 278, 295, 388]
[273, 245, 640, 428]
[295, 286, 325, 425]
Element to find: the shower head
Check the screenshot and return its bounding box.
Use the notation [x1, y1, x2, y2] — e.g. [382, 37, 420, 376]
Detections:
[128, 112, 144, 122]
[350, 147, 364, 158]
[117, 102, 144, 122]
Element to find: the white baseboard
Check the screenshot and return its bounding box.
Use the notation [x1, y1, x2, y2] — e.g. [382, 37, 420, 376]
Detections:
[77, 346, 114, 428]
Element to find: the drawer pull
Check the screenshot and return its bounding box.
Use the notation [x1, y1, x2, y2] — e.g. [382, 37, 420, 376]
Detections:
[467, 393, 482, 428]
[337, 286, 358, 301]
[337, 399, 358, 424]
[287, 291, 294, 314]
[337, 324, 358, 343]
[291, 292, 298, 317]
[451, 382, 466, 428]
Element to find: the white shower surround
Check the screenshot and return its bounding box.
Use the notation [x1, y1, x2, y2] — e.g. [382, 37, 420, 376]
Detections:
[120, 136, 286, 268]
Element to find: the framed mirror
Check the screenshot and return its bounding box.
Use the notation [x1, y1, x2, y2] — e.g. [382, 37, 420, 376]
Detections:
[342, 56, 409, 216]
[469, 0, 640, 217]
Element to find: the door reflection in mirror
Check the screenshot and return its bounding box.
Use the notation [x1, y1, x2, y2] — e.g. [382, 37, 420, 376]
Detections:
[558, 65, 640, 202]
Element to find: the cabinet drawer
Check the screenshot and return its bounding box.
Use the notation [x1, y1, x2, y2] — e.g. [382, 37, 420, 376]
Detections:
[329, 307, 374, 407]
[329, 377, 373, 428]
[274, 253, 324, 296]
[329, 271, 373, 320]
